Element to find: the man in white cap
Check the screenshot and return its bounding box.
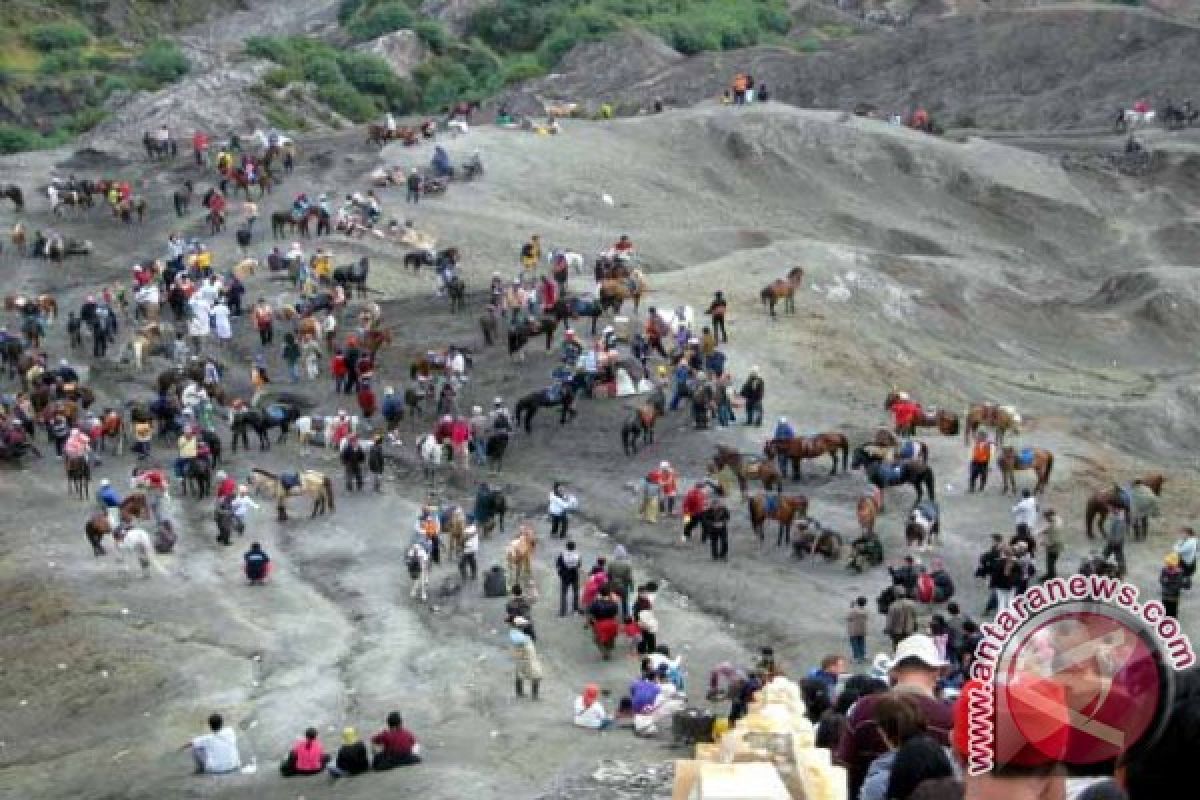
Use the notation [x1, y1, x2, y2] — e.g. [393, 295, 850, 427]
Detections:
[739, 365, 765, 426]
[836, 633, 953, 798]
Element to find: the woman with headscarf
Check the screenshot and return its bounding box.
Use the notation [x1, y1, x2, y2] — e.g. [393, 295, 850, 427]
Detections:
[607, 545, 634, 620]
[574, 683, 613, 730]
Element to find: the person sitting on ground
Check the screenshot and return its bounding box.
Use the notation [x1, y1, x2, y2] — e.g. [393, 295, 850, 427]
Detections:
[574, 683, 613, 730]
[184, 712, 241, 774]
[280, 727, 330, 776]
[370, 711, 421, 770]
[328, 727, 369, 780]
[244, 542, 270, 584]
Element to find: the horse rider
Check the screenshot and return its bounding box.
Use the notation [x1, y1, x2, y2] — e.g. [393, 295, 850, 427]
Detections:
[131, 467, 169, 523]
[612, 234, 635, 263]
[772, 416, 796, 475]
[215, 470, 237, 502]
[98, 478, 123, 529]
[561, 329, 583, 365]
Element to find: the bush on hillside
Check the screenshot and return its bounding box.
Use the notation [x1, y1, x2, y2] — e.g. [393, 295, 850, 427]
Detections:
[502, 55, 546, 83]
[39, 50, 86, 75]
[346, 1, 416, 42]
[317, 82, 379, 121]
[0, 125, 44, 155]
[414, 19, 451, 54]
[138, 40, 190, 85]
[25, 22, 91, 52]
[468, 0, 569, 53]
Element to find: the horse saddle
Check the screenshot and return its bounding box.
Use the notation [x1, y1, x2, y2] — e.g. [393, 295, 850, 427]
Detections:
[764, 495, 780, 515]
[1016, 448, 1035, 468]
[280, 472, 301, 491]
[543, 388, 561, 403]
[265, 404, 287, 423]
[897, 440, 919, 460]
[1116, 486, 1132, 510]
[882, 462, 905, 481]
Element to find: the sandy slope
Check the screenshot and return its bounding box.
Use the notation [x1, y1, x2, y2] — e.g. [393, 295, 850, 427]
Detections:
[1, 104, 1199, 799]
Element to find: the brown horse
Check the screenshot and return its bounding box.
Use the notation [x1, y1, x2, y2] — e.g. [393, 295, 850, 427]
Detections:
[444, 506, 468, 560]
[883, 390, 960, 436]
[66, 454, 90, 499]
[997, 446, 1054, 495]
[760, 267, 804, 317]
[763, 433, 849, 479]
[84, 512, 114, 555]
[712, 445, 782, 494]
[1085, 474, 1164, 539]
[365, 327, 392, 359]
[621, 387, 666, 455]
[598, 272, 646, 315]
[856, 491, 881, 536]
[11, 222, 27, 256]
[98, 409, 124, 455]
[964, 403, 1021, 446]
[747, 492, 809, 546]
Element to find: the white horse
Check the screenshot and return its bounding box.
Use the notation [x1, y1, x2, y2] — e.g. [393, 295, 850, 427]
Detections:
[655, 305, 695, 337]
[294, 414, 359, 448]
[416, 433, 443, 484]
[548, 249, 585, 276]
[1120, 109, 1156, 129]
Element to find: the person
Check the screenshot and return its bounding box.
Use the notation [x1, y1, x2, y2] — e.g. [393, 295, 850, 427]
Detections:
[886, 734, 957, 800]
[634, 583, 659, 655]
[547, 481, 577, 538]
[652, 461, 679, 516]
[282, 333, 301, 382]
[1173, 526, 1197, 587]
[886, 586, 919, 647]
[280, 727, 330, 776]
[772, 415, 796, 474]
[1012, 488, 1038, 533]
[505, 583, 533, 630]
[1103, 506, 1129, 577]
[328, 727, 369, 780]
[681, 482, 709, 542]
[1119, 665, 1200, 800]
[848, 596, 869, 664]
[1038, 509, 1064, 580]
[968, 431, 992, 493]
[231, 485, 258, 535]
[557, 539, 582, 617]
[244, 542, 270, 584]
[991, 545, 1019, 611]
[705, 290, 728, 342]
[370, 711, 421, 770]
[1161, 553, 1185, 619]
[740, 366, 765, 426]
[510, 616, 543, 699]
[97, 478, 122, 529]
[340, 434, 366, 492]
[405, 168, 421, 204]
[836, 635, 953, 799]
[185, 713, 241, 774]
[586, 586, 621, 660]
[367, 433, 386, 492]
[859, 692, 931, 800]
[574, 683, 613, 730]
[459, 522, 479, 581]
[406, 540, 430, 600]
[702, 497, 730, 561]
[607, 545, 635, 621]
[808, 654, 846, 694]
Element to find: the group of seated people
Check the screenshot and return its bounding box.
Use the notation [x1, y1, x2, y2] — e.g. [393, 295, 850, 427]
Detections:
[572, 647, 687, 737]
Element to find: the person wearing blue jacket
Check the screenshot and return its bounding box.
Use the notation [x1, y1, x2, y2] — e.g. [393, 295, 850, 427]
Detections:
[773, 416, 795, 475]
[98, 479, 122, 528]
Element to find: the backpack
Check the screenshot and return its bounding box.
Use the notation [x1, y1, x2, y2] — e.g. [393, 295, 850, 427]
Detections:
[916, 573, 935, 604]
[483, 565, 508, 597]
[493, 412, 511, 433]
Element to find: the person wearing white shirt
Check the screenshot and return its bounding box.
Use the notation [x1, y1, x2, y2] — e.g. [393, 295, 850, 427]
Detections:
[185, 713, 241, 774]
[212, 300, 232, 343]
[231, 487, 259, 533]
[458, 523, 480, 581]
[115, 526, 156, 573]
[188, 294, 212, 340]
[548, 481, 577, 539]
[573, 684, 613, 730]
[1174, 527, 1198, 584]
[447, 349, 466, 380]
[1012, 489, 1038, 533]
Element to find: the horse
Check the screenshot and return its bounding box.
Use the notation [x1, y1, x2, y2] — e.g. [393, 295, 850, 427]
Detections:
[746, 492, 809, 547]
[96, 409, 124, 455]
[1163, 102, 1199, 130]
[270, 210, 296, 239]
[181, 457, 212, 498]
[474, 484, 508, 534]
[515, 384, 577, 432]
[964, 403, 1021, 446]
[792, 519, 844, 562]
[552, 296, 605, 335]
[883, 390, 960, 436]
[484, 431, 510, 473]
[761, 267, 804, 317]
[364, 326, 392, 359]
[763, 433, 849, 479]
[1114, 108, 1156, 133]
[65, 455, 90, 499]
[1, 184, 24, 212]
[445, 275, 467, 312]
[996, 446, 1054, 495]
[366, 124, 395, 146]
[131, 324, 164, 371]
[173, 180, 193, 217]
[11, 222, 26, 256]
[415, 433, 444, 483]
[444, 506, 468, 560]
[621, 386, 666, 455]
[230, 403, 298, 451]
[333, 257, 370, 298]
[505, 526, 537, 590]
[1085, 474, 1164, 539]
[851, 446, 936, 510]
[711, 445, 782, 495]
[249, 467, 335, 521]
[598, 271, 646, 314]
[507, 316, 558, 359]
[4, 294, 57, 324]
[856, 491, 881, 537]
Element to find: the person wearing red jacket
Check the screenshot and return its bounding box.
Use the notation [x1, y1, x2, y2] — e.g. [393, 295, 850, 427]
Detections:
[450, 416, 471, 467]
[215, 471, 237, 502]
[434, 414, 454, 443]
[892, 399, 920, 436]
[539, 275, 558, 313]
[647, 461, 679, 517]
[331, 350, 347, 393]
[357, 379, 377, 419]
[681, 483, 709, 542]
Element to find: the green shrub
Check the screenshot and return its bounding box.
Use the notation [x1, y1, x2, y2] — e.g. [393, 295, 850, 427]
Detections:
[99, 74, 130, 95]
[318, 83, 378, 121]
[338, 0, 368, 24]
[68, 108, 108, 134]
[138, 40, 190, 85]
[0, 125, 43, 155]
[38, 50, 85, 75]
[502, 55, 545, 84]
[413, 19, 451, 54]
[346, 1, 415, 42]
[468, 0, 568, 53]
[245, 35, 294, 64]
[263, 66, 299, 89]
[25, 22, 91, 52]
[303, 56, 343, 87]
[336, 51, 397, 94]
[797, 34, 821, 53]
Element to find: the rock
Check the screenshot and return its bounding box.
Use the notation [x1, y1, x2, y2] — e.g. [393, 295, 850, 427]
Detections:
[355, 30, 429, 78]
[420, 0, 494, 36]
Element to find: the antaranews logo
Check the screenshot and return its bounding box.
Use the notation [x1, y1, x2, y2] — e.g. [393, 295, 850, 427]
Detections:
[966, 574, 1194, 775]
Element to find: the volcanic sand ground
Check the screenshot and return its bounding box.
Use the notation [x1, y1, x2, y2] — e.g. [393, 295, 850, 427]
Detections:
[2, 104, 1200, 799]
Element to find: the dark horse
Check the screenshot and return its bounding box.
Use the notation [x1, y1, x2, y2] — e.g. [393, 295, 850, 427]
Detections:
[230, 404, 298, 451]
[1, 184, 24, 212]
[507, 316, 557, 359]
[515, 384, 577, 432]
[621, 386, 666, 455]
[332, 257, 370, 298]
[763, 433, 849, 479]
[851, 446, 935, 510]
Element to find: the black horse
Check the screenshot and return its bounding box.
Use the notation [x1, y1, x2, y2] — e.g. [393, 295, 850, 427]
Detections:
[485, 431, 509, 472]
[514, 384, 577, 432]
[851, 446, 936, 509]
[1, 184, 24, 212]
[473, 483, 508, 534]
[446, 275, 466, 312]
[621, 387, 665, 455]
[333, 257, 370, 298]
[230, 404, 297, 451]
[507, 316, 557, 358]
[552, 296, 605, 335]
[182, 457, 212, 498]
[403, 247, 458, 273]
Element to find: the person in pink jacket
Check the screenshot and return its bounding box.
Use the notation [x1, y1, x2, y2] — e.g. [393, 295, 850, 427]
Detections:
[280, 727, 330, 776]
